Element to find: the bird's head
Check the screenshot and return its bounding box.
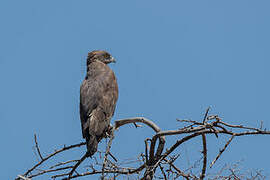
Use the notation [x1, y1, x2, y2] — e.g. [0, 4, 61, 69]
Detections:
[87, 50, 116, 66]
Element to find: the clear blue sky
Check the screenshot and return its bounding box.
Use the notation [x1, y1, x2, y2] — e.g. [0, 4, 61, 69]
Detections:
[1, 0, 269, 179]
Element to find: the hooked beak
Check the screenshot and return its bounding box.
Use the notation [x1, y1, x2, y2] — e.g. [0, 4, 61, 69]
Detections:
[110, 56, 116, 63]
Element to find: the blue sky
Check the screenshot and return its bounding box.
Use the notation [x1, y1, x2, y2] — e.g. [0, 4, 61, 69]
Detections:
[1, 0, 270, 179]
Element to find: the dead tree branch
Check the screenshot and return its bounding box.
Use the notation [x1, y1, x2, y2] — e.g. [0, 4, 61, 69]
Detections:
[17, 113, 270, 180]
[67, 153, 88, 179]
[34, 134, 43, 160]
[210, 135, 235, 168]
[200, 134, 207, 179]
[101, 127, 115, 179]
[18, 142, 85, 179]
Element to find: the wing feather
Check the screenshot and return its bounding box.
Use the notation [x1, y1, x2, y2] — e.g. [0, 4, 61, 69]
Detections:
[80, 61, 118, 140]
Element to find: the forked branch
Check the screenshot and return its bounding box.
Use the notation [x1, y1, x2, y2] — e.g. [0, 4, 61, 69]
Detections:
[17, 113, 270, 180]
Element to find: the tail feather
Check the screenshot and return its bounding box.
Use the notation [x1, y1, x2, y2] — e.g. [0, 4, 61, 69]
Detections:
[86, 135, 98, 157]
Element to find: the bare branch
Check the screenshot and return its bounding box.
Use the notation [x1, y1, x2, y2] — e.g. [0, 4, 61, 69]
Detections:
[115, 117, 165, 169]
[29, 166, 73, 178]
[16, 175, 31, 180]
[101, 127, 115, 179]
[115, 117, 161, 132]
[219, 121, 264, 132]
[133, 122, 142, 128]
[163, 158, 191, 180]
[19, 115, 270, 180]
[144, 139, 150, 165]
[159, 164, 167, 180]
[50, 160, 80, 169]
[200, 134, 207, 179]
[34, 134, 43, 160]
[108, 152, 117, 162]
[64, 169, 141, 179]
[177, 119, 203, 125]
[67, 153, 88, 178]
[202, 107, 210, 124]
[24, 142, 85, 176]
[210, 135, 235, 168]
[55, 165, 146, 179]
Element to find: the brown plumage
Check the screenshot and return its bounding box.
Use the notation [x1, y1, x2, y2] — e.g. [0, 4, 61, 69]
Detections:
[80, 50, 118, 157]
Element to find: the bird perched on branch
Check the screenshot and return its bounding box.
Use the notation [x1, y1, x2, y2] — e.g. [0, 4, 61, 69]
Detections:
[80, 50, 118, 157]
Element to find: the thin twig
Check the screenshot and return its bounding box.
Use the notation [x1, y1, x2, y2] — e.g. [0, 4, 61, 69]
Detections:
[108, 152, 118, 162]
[16, 175, 31, 180]
[203, 107, 210, 124]
[53, 165, 146, 179]
[159, 164, 167, 180]
[50, 160, 80, 169]
[24, 142, 86, 177]
[210, 135, 235, 168]
[34, 134, 43, 160]
[177, 119, 203, 125]
[101, 127, 115, 179]
[67, 153, 88, 179]
[163, 158, 191, 180]
[29, 166, 73, 178]
[133, 122, 142, 128]
[219, 121, 263, 132]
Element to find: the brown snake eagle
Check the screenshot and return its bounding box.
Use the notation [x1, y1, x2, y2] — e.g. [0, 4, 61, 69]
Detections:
[80, 50, 118, 157]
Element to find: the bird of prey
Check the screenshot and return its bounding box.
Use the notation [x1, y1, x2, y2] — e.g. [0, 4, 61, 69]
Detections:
[80, 50, 118, 157]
